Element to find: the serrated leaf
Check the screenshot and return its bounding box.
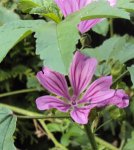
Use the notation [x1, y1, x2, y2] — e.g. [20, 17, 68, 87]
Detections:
[0, 107, 17, 150]
[82, 35, 121, 61]
[82, 35, 134, 63]
[128, 66, 134, 87]
[0, 27, 31, 63]
[35, 21, 79, 74]
[0, 20, 46, 63]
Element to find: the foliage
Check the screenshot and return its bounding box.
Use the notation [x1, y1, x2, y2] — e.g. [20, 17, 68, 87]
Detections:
[0, 0, 132, 74]
[0, 0, 134, 149]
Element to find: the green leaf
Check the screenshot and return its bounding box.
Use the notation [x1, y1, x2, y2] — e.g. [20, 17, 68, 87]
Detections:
[92, 19, 109, 36]
[18, 0, 40, 13]
[82, 35, 121, 61]
[0, 27, 31, 63]
[128, 66, 134, 87]
[0, 6, 19, 26]
[0, 0, 131, 75]
[117, 0, 134, 12]
[79, 1, 129, 21]
[0, 20, 45, 63]
[82, 35, 134, 63]
[0, 107, 17, 150]
[35, 21, 79, 74]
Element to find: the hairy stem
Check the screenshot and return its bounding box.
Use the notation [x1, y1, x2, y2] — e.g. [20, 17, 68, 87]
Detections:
[0, 88, 41, 98]
[84, 123, 98, 150]
[17, 115, 70, 119]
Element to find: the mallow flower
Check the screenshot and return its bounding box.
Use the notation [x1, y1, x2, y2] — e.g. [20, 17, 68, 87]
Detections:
[54, 0, 116, 33]
[36, 51, 129, 124]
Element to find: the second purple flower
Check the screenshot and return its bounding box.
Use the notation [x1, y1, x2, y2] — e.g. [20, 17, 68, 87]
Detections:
[54, 0, 116, 33]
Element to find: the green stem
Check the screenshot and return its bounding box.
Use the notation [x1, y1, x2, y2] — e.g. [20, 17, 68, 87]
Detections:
[0, 103, 67, 150]
[112, 70, 129, 87]
[17, 115, 70, 119]
[95, 137, 119, 150]
[0, 88, 40, 98]
[84, 123, 98, 150]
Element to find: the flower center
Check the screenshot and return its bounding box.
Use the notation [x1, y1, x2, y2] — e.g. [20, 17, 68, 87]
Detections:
[70, 95, 77, 106]
[72, 101, 77, 106]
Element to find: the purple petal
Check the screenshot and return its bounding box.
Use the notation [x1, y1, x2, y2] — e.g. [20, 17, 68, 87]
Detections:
[55, 0, 78, 17]
[36, 96, 71, 112]
[107, 90, 129, 108]
[54, 0, 92, 17]
[80, 76, 112, 103]
[69, 51, 97, 97]
[70, 106, 93, 124]
[78, 19, 103, 33]
[36, 67, 70, 99]
[77, 0, 92, 9]
[90, 90, 115, 104]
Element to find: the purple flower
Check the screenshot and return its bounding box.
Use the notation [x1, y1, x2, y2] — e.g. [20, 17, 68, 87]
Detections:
[36, 51, 129, 124]
[55, 0, 116, 33]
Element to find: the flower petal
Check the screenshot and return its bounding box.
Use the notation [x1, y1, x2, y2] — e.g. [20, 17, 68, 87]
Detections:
[36, 67, 70, 99]
[90, 90, 115, 104]
[77, 0, 92, 9]
[107, 90, 129, 108]
[55, 0, 78, 17]
[36, 96, 71, 112]
[69, 51, 97, 97]
[70, 106, 93, 124]
[80, 76, 112, 103]
[55, 0, 92, 17]
[78, 19, 103, 33]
